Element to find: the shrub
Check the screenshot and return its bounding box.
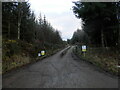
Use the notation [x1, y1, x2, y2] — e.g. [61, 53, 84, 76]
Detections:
[3, 39, 21, 57]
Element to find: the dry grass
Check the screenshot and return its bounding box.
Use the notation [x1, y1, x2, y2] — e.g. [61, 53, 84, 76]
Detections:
[74, 46, 119, 76]
[2, 47, 64, 74]
[2, 55, 30, 73]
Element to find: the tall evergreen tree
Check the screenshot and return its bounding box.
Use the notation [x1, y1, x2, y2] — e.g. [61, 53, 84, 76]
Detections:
[72, 2, 119, 47]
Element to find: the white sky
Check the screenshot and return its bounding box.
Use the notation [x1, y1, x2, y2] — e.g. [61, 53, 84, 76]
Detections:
[28, 0, 82, 41]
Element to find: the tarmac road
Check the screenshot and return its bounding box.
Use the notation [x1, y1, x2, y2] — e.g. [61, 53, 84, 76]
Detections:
[3, 46, 118, 88]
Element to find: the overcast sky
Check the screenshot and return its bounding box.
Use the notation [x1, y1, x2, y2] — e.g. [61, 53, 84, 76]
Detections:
[28, 0, 82, 41]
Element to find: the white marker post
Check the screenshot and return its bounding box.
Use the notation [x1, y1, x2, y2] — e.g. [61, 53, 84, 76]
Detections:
[82, 45, 87, 57]
[38, 53, 41, 57]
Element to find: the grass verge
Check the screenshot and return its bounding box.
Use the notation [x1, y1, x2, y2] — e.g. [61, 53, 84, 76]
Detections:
[73, 46, 119, 76]
[2, 47, 65, 74]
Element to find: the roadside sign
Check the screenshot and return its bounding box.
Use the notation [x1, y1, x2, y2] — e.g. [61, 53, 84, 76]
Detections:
[82, 45, 86, 52]
[41, 50, 45, 56]
[82, 45, 86, 57]
[38, 53, 41, 56]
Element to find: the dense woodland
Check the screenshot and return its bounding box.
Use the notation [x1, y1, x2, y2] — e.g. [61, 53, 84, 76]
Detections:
[2, 2, 120, 73]
[2, 2, 66, 72]
[71, 2, 120, 49]
[2, 2, 64, 58]
[71, 2, 120, 75]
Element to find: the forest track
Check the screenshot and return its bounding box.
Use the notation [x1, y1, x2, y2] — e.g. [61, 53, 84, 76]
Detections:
[3, 46, 118, 88]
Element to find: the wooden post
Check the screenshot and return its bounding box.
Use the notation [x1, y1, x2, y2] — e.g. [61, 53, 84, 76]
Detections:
[83, 52, 85, 57]
[101, 28, 105, 48]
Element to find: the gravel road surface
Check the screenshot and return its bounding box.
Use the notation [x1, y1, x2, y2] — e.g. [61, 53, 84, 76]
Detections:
[3, 46, 118, 88]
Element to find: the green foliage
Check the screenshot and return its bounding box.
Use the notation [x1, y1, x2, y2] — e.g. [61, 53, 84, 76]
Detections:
[2, 2, 63, 45]
[2, 55, 30, 73]
[2, 2, 65, 73]
[2, 2, 64, 54]
[71, 29, 89, 45]
[74, 46, 118, 75]
[3, 40, 21, 57]
[72, 2, 119, 47]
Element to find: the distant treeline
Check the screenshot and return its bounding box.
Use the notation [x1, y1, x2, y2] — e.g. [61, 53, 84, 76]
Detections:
[71, 2, 120, 48]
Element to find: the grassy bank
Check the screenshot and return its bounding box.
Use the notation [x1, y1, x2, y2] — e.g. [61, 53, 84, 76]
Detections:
[2, 48, 64, 74]
[73, 46, 119, 76]
[2, 39, 66, 74]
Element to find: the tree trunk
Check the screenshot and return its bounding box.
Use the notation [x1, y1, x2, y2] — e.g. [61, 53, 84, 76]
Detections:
[101, 28, 105, 47]
[116, 2, 120, 50]
[118, 23, 120, 50]
[18, 22, 20, 40]
[17, 3, 22, 40]
[8, 21, 10, 39]
[104, 34, 107, 47]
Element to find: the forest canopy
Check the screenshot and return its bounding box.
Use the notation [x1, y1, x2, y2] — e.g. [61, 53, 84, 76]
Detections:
[71, 2, 120, 48]
[2, 2, 65, 59]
